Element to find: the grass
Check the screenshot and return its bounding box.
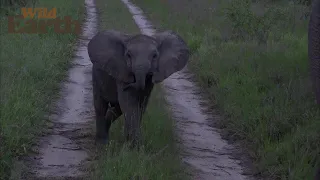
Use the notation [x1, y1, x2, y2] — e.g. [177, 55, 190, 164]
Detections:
[90, 0, 186, 179]
[131, 0, 320, 179]
[0, 0, 84, 179]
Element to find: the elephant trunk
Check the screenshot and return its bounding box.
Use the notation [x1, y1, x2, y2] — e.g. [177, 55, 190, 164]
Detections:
[134, 71, 146, 90]
[123, 71, 147, 90]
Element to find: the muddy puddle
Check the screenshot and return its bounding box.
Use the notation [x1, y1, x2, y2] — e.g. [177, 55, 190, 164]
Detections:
[15, 0, 98, 179]
[121, 1, 253, 179]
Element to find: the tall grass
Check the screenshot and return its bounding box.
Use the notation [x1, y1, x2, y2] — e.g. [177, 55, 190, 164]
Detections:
[0, 0, 37, 14]
[0, 0, 36, 7]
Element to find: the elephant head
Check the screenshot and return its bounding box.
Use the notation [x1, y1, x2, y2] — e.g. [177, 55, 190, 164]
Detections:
[87, 30, 190, 90]
[308, 0, 320, 105]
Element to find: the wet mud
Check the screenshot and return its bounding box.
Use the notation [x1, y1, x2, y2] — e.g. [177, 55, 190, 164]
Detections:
[121, 1, 254, 179]
[16, 0, 98, 179]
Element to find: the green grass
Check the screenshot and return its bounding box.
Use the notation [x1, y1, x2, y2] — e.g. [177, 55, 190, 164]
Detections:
[90, 0, 186, 179]
[0, 0, 84, 179]
[131, 0, 320, 179]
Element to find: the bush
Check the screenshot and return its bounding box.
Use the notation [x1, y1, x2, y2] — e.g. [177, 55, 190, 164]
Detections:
[0, 0, 37, 14]
[224, 0, 296, 43]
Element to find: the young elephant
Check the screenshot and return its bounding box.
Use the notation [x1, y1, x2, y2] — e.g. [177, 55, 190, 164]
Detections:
[87, 30, 190, 147]
[308, 0, 320, 105]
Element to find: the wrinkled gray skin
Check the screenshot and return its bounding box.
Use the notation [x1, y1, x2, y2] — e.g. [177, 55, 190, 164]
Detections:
[308, 0, 320, 105]
[87, 30, 189, 148]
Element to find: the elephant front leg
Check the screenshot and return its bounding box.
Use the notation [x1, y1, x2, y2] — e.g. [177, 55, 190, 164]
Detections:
[123, 108, 142, 149]
[117, 85, 143, 149]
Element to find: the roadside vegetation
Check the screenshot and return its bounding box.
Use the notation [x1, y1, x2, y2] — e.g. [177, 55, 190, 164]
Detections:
[90, 0, 186, 179]
[132, 0, 320, 179]
[0, 0, 83, 179]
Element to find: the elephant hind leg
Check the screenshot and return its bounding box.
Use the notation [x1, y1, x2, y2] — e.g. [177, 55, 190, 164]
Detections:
[94, 95, 109, 144]
[105, 103, 123, 134]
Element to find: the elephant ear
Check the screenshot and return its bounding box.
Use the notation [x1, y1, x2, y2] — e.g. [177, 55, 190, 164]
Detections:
[87, 30, 134, 83]
[152, 30, 190, 83]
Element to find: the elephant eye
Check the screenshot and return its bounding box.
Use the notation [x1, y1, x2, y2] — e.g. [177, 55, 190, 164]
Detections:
[126, 52, 132, 59]
[152, 52, 158, 59]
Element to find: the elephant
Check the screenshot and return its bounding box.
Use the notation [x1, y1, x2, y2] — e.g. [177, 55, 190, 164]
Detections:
[87, 30, 190, 147]
[308, 0, 320, 105]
